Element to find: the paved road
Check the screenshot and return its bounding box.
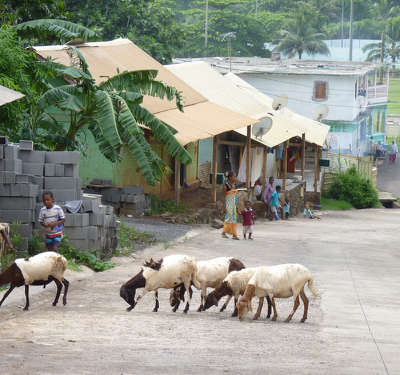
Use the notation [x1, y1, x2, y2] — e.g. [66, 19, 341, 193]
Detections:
[377, 156, 400, 197]
[1, 210, 399, 375]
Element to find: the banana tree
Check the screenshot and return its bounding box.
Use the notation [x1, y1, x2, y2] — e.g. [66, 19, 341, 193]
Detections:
[36, 46, 192, 185]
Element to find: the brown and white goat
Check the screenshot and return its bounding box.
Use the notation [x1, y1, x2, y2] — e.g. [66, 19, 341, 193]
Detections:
[236, 264, 318, 323]
[120, 254, 201, 313]
[169, 257, 245, 312]
[0, 251, 69, 311]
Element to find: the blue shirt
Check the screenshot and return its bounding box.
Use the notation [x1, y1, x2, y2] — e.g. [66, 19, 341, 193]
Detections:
[270, 191, 280, 207]
[283, 203, 290, 213]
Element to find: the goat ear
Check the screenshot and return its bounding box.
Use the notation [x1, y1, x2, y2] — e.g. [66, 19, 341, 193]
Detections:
[248, 301, 253, 312]
[213, 295, 218, 307]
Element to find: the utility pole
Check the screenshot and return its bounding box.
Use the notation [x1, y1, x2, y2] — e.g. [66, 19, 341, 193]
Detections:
[341, 0, 344, 47]
[205, 0, 209, 50]
[380, 31, 385, 83]
[221, 32, 237, 72]
[349, 0, 354, 61]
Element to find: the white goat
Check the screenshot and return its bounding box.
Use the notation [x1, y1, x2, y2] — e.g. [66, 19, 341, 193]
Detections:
[203, 267, 271, 317]
[169, 257, 245, 312]
[0, 251, 69, 311]
[120, 254, 201, 313]
[236, 264, 318, 322]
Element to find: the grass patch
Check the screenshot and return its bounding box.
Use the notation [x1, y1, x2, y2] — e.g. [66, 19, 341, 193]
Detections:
[67, 258, 83, 272]
[388, 76, 400, 115]
[321, 197, 353, 211]
[115, 221, 156, 254]
[149, 194, 189, 215]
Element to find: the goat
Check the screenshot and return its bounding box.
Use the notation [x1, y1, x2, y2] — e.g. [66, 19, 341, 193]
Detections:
[120, 254, 201, 313]
[0, 251, 69, 311]
[203, 267, 271, 318]
[169, 257, 245, 312]
[236, 264, 318, 323]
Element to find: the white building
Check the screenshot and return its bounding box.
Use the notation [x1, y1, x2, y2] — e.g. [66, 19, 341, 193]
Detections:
[192, 57, 390, 156]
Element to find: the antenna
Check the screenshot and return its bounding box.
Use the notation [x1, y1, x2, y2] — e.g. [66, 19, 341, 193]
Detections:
[221, 32, 237, 72]
[272, 94, 288, 111]
[313, 105, 329, 122]
[252, 117, 273, 140]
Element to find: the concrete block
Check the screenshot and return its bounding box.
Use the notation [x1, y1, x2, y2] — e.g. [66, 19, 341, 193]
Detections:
[18, 150, 46, 163]
[55, 164, 65, 177]
[120, 194, 127, 202]
[33, 176, 44, 189]
[15, 174, 35, 184]
[123, 185, 144, 195]
[104, 237, 111, 249]
[44, 163, 55, 177]
[105, 205, 114, 215]
[107, 227, 116, 237]
[110, 194, 121, 203]
[101, 179, 112, 185]
[15, 236, 29, 251]
[116, 220, 121, 230]
[3, 145, 19, 159]
[20, 184, 39, 197]
[64, 164, 79, 177]
[22, 162, 44, 176]
[40, 189, 79, 202]
[122, 202, 147, 210]
[107, 214, 117, 227]
[16, 223, 32, 238]
[19, 140, 34, 151]
[87, 226, 98, 240]
[44, 177, 80, 190]
[99, 205, 108, 214]
[66, 239, 88, 250]
[111, 237, 119, 249]
[0, 184, 11, 196]
[91, 178, 103, 185]
[133, 194, 146, 203]
[45, 151, 80, 165]
[0, 158, 22, 173]
[73, 213, 89, 227]
[64, 214, 74, 227]
[63, 226, 88, 239]
[0, 145, 3, 159]
[0, 136, 8, 146]
[83, 196, 101, 213]
[89, 212, 106, 226]
[0, 209, 34, 223]
[0, 171, 16, 184]
[0, 197, 36, 210]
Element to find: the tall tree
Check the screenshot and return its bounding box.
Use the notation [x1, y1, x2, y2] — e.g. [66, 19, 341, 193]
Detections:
[371, 0, 399, 21]
[311, 0, 340, 21]
[273, 13, 330, 59]
[362, 17, 400, 75]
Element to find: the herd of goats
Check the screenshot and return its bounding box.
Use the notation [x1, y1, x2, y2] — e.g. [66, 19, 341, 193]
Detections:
[0, 252, 318, 322]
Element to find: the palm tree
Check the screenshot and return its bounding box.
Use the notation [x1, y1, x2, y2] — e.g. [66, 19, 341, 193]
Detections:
[12, 19, 192, 185]
[273, 13, 331, 59]
[362, 19, 400, 76]
[311, 0, 340, 21]
[372, 0, 399, 21]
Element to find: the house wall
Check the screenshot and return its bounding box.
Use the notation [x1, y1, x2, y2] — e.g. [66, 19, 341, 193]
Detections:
[239, 73, 359, 122]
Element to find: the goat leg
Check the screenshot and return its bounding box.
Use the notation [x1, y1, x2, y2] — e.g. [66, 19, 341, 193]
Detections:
[253, 297, 264, 320]
[0, 283, 16, 306]
[23, 285, 30, 311]
[53, 279, 63, 306]
[299, 290, 309, 323]
[153, 291, 159, 312]
[266, 296, 272, 319]
[62, 278, 69, 306]
[284, 295, 300, 323]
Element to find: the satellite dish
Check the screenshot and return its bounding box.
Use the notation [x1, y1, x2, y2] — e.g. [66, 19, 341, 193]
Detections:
[313, 105, 329, 122]
[272, 94, 288, 111]
[252, 117, 273, 139]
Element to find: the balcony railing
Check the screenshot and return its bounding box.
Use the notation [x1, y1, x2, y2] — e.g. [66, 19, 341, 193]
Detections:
[367, 85, 388, 104]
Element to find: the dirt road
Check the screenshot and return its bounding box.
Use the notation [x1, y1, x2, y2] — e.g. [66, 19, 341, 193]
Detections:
[1, 209, 399, 375]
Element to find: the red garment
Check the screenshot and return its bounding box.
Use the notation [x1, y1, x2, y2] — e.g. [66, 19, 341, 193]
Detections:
[241, 209, 254, 226]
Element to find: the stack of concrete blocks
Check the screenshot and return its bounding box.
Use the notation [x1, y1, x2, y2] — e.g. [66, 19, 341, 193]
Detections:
[63, 193, 120, 257]
[84, 181, 151, 216]
[0, 137, 120, 256]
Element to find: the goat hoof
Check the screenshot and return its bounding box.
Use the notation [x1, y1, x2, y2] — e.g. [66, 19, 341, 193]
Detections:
[152, 308, 158, 312]
[266, 315, 271, 319]
[23, 307, 28, 311]
[197, 307, 202, 312]
[284, 319, 290, 323]
[272, 317, 277, 321]
[300, 319, 306, 323]
[52, 302, 57, 306]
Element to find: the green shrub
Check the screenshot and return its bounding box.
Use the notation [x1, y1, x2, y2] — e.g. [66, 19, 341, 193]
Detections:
[59, 237, 114, 272]
[115, 221, 156, 254]
[328, 166, 380, 209]
[149, 194, 188, 214]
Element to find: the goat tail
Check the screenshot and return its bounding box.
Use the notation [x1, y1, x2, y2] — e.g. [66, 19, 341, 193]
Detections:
[191, 263, 202, 290]
[307, 277, 318, 297]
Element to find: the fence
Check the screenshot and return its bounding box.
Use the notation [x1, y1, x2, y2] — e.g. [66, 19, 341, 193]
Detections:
[323, 153, 377, 193]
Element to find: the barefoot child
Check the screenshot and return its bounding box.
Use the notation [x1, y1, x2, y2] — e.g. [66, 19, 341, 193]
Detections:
[39, 191, 66, 252]
[283, 197, 290, 220]
[303, 203, 321, 219]
[240, 201, 255, 240]
[270, 185, 282, 220]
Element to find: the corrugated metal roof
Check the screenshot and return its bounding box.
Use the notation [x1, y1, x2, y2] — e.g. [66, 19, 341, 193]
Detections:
[224, 73, 330, 146]
[167, 61, 306, 147]
[33, 39, 257, 146]
[0, 85, 24, 106]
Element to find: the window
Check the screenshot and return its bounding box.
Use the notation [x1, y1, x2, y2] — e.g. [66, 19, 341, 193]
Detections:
[314, 81, 327, 100]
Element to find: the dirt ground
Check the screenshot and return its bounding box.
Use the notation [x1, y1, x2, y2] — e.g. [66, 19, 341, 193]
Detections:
[1, 209, 400, 375]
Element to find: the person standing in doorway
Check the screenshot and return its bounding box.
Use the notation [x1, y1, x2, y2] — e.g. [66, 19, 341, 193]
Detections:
[389, 140, 398, 164]
[221, 172, 240, 240]
[263, 176, 275, 220]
